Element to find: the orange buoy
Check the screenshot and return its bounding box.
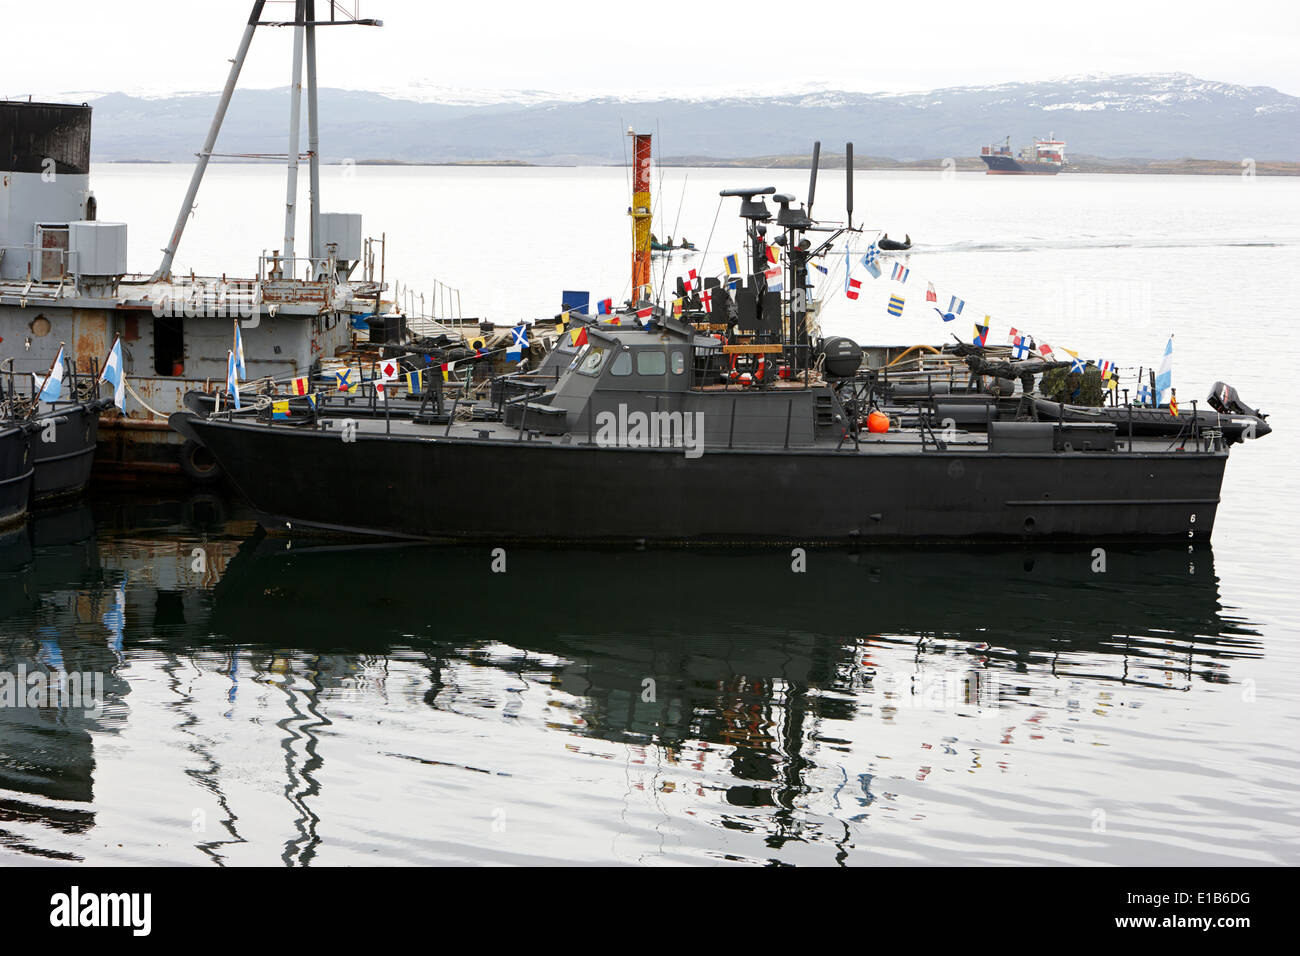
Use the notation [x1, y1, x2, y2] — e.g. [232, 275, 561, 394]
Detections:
[867, 410, 890, 433]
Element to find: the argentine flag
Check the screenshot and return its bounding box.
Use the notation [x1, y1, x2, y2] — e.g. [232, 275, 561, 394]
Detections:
[233, 320, 247, 378]
[226, 349, 241, 410]
[1154, 335, 1173, 404]
[99, 337, 125, 409]
[39, 345, 65, 403]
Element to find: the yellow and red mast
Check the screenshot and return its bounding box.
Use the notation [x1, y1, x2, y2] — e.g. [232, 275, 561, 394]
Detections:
[630, 130, 653, 301]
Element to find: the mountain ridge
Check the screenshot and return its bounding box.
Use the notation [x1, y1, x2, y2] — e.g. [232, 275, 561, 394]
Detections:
[35, 72, 1299, 164]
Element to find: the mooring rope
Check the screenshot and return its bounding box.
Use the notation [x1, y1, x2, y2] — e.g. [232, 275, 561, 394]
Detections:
[124, 380, 169, 420]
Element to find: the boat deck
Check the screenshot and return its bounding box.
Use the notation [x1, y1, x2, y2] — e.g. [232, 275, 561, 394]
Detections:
[241, 410, 1223, 458]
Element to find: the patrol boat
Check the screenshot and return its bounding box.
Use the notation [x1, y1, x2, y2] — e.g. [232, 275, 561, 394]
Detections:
[172, 146, 1253, 544]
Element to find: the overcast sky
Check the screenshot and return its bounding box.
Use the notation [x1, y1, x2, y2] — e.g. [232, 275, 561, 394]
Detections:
[4, 0, 1299, 100]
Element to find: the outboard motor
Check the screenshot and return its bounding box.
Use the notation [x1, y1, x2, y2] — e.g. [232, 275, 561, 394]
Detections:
[1208, 381, 1271, 439]
[820, 336, 863, 380]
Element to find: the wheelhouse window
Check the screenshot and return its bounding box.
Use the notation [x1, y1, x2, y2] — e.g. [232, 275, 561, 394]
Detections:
[610, 350, 633, 376]
[577, 346, 607, 376]
[636, 349, 666, 376]
[671, 350, 686, 375]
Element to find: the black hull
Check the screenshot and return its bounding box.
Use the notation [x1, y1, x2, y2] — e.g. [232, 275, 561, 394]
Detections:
[186, 417, 1228, 544]
[32, 402, 99, 504]
[0, 426, 33, 529]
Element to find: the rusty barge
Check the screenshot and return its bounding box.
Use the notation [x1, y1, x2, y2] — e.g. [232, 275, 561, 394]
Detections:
[0, 2, 411, 482]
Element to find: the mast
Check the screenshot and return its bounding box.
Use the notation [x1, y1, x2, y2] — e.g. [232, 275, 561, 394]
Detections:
[151, 0, 266, 281]
[305, 0, 322, 275]
[150, 1, 380, 283]
[282, 0, 307, 269]
[629, 130, 652, 301]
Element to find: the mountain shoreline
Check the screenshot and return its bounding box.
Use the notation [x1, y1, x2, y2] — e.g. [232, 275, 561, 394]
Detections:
[71, 73, 1299, 166]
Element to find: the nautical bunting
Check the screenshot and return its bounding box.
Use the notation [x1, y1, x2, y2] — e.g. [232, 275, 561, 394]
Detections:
[700, 288, 714, 313]
[335, 367, 356, 393]
[1137, 383, 1153, 405]
[272, 400, 290, 420]
[765, 243, 778, 265]
[289, 376, 309, 395]
[821, 246, 1144, 395]
[404, 368, 425, 392]
[596, 298, 613, 315]
[724, 253, 740, 276]
[861, 245, 882, 279]
[765, 267, 784, 292]
[636, 306, 653, 320]
[570, 327, 589, 347]
[511, 325, 529, 349]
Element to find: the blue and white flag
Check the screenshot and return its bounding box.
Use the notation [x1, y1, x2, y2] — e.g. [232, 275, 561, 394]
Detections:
[1137, 383, 1153, 406]
[99, 336, 125, 409]
[226, 349, 241, 410]
[891, 262, 909, 283]
[861, 248, 882, 279]
[511, 325, 529, 350]
[1154, 335, 1173, 403]
[948, 296, 965, 316]
[233, 320, 247, 379]
[812, 262, 828, 275]
[39, 345, 65, 403]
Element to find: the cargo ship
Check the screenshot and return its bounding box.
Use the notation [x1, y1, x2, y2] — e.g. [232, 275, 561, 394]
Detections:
[980, 134, 1067, 175]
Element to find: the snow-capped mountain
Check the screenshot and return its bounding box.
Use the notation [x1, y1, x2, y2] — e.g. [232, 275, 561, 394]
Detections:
[69, 73, 1299, 164]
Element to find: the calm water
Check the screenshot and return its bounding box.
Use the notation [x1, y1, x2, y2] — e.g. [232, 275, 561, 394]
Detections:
[1, 165, 1298, 865]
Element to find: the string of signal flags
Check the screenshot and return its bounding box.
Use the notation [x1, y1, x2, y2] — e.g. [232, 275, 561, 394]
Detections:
[661, 238, 1175, 408]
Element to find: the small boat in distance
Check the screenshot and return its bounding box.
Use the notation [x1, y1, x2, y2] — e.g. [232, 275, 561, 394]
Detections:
[877, 234, 911, 251]
[980, 134, 1067, 175]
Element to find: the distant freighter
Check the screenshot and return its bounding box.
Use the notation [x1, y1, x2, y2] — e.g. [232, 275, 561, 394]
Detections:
[980, 134, 1067, 175]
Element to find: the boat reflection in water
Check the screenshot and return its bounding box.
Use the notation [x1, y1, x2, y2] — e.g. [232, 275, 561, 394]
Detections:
[0, 498, 1267, 864]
